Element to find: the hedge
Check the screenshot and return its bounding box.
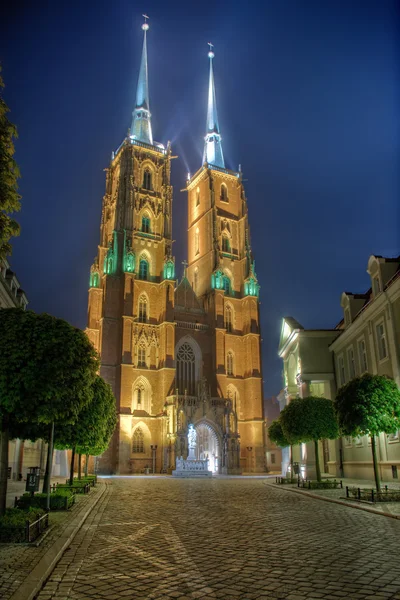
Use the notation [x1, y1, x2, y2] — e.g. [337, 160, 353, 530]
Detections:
[16, 491, 75, 511]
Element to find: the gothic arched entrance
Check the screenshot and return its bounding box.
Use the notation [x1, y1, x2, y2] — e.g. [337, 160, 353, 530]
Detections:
[195, 422, 220, 473]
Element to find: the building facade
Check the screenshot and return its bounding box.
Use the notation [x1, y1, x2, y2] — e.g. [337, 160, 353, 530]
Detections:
[86, 23, 265, 474]
[278, 255, 400, 482]
[330, 254, 400, 481]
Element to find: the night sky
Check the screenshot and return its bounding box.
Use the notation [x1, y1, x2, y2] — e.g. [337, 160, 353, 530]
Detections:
[1, 1, 399, 397]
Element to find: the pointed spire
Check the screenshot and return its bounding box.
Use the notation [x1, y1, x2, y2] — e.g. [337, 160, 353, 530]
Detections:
[203, 43, 225, 169]
[130, 15, 153, 145]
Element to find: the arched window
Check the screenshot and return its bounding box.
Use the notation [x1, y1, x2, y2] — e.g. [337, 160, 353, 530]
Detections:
[137, 388, 142, 405]
[195, 228, 200, 255]
[220, 183, 228, 202]
[223, 276, 230, 295]
[176, 342, 196, 395]
[143, 169, 152, 190]
[194, 268, 199, 293]
[139, 259, 149, 280]
[141, 215, 151, 233]
[196, 187, 200, 207]
[227, 351, 234, 376]
[225, 305, 233, 332]
[138, 341, 147, 367]
[132, 427, 145, 453]
[222, 235, 231, 253]
[138, 295, 147, 322]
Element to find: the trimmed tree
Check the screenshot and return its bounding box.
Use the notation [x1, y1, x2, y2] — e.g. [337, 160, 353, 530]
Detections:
[55, 375, 117, 484]
[77, 376, 117, 478]
[0, 69, 21, 258]
[268, 419, 292, 476]
[280, 396, 339, 482]
[0, 308, 99, 515]
[268, 419, 290, 448]
[335, 374, 400, 492]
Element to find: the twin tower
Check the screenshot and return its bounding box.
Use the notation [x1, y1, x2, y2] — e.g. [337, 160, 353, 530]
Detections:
[86, 19, 265, 474]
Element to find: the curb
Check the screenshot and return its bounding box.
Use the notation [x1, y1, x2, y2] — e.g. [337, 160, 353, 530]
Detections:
[9, 482, 108, 600]
[266, 482, 400, 521]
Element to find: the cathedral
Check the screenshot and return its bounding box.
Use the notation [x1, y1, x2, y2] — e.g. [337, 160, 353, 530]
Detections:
[86, 19, 265, 475]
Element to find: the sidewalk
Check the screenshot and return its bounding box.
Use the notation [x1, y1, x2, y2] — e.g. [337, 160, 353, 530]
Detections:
[266, 476, 400, 518]
[0, 480, 106, 600]
[6, 476, 70, 508]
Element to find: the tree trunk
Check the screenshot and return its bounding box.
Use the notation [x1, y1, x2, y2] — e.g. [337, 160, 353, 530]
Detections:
[290, 445, 294, 480]
[84, 454, 89, 477]
[45, 422, 54, 511]
[314, 439, 321, 483]
[78, 454, 82, 480]
[0, 416, 10, 517]
[371, 435, 381, 492]
[69, 447, 76, 486]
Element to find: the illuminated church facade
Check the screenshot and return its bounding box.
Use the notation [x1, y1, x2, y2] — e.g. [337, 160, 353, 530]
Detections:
[86, 20, 265, 474]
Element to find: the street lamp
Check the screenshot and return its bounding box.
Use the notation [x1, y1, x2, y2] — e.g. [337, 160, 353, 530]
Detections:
[150, 445, 158, 474]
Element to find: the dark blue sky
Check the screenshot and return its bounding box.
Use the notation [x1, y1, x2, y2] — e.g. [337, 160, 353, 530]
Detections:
[1, 1, 399, 397]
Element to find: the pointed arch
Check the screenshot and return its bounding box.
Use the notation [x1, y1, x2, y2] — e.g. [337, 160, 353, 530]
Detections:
[195, 227, 200, 255]
[175, 335, 202, 395]
[138, 292, 149, 322]
[132, 376, 152, 413]
[142, 168, 152, 191]
[131, 421, 152, 454]
[226, 350, 234, 376]
[196, 187, 200, 207]
[222, 234, 231, 253]
[137, 337, 148, 368]
[141, 210, 152, 234]
[225, 303, 234, 332]
[220, 183, 228, 202]
[138, 251, 151, 280]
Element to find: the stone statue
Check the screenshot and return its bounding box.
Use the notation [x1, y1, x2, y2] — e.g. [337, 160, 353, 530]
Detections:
[188, 424, 197, 448]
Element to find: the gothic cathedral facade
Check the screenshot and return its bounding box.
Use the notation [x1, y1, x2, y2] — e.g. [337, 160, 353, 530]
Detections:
[86, 21, 265, 475]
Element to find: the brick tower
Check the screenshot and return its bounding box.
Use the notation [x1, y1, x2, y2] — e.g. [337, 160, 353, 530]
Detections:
[185, 45, 265, 472]
[86, 24, 265, 474]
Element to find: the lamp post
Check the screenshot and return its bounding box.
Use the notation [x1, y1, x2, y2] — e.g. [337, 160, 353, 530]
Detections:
[246, 446, 253, 474]
[150, 445, 157, 474]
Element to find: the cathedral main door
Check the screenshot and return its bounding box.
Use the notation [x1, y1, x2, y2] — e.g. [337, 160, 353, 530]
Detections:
[195, 422, 220, 473]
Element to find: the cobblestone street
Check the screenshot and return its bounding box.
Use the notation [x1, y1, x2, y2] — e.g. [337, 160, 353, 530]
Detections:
[36, 477, 400, 600]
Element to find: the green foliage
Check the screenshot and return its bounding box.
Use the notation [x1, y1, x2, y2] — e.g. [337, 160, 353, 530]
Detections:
[0, 309, 99, 426]
[268, 419, 290, 447]
[0, 69, 21, 258]
[17, 492, 74, 510]
[76, 375, 117, 456]
[0, 308, 99, 515]
[0, 507, 45, 524]
[56, 483, 90, 494]
[0, 507, 47, 542]
[280, 396, 339, 444]
[335, 374, 400, 437]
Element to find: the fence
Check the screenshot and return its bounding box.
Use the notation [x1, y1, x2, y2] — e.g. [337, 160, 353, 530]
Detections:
[346, 486, 400, 503]
[298, 479, 343, 490]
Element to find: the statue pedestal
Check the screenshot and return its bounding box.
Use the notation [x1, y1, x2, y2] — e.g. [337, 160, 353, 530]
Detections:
[172, 456, 212, 478]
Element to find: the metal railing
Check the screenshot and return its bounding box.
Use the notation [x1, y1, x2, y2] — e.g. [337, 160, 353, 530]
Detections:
[26, 513, 49, 543]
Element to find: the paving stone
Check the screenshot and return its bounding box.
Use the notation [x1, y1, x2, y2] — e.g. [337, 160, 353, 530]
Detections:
[8, 477, 398, 600]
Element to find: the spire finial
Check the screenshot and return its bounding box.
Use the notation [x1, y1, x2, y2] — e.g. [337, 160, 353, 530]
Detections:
[130, 15, 153, 144]
[203, 43, 225, 169]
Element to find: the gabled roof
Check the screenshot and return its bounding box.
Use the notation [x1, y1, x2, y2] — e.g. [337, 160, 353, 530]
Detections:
[278, 317, 304, 356]
[174, 277, 204, 313]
